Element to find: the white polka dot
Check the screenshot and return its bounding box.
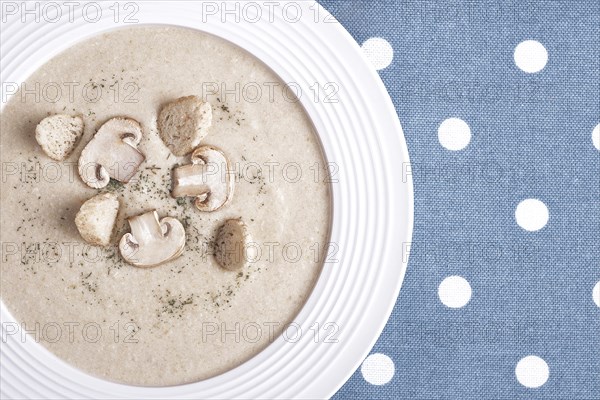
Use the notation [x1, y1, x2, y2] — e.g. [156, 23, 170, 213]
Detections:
[593, 281, 600, 308]
[592, 123, 600, 151]
[438, 276, 472, 308]
[515, 199, 549, 232]
[515, 356, 549, 388]
[514, 40, 548, 73]
[361, 353, 395, 385]
[438, 118, 471, 151]
[361, 38, 393, 70]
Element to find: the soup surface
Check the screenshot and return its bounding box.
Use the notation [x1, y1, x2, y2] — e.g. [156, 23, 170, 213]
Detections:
[0, 26, 331, 385]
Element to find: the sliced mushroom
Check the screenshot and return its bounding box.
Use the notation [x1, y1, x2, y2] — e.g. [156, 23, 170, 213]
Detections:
[158, 95, 212, 156]
[75, 192, 119, 247]
[78, 117, 145, 189]
[171, 145, 234, 212]
[35, 114, 84, 161]
[214, 219, 251, 271]
[119, 210, 186, 268]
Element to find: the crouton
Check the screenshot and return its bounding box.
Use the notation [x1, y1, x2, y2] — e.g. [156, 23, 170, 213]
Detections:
[157, 96, 212, 156]
[35, 114, 84, 161]
[75, 192, 119, 247]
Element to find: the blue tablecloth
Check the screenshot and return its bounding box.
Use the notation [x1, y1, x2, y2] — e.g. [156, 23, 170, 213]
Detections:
[319, 1, 600, 399]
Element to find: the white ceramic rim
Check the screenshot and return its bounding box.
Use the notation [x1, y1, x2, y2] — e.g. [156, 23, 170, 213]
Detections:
[0, 1, 414, 398]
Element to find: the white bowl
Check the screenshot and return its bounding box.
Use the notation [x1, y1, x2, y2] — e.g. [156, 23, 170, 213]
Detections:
[0, 1, 413, 398]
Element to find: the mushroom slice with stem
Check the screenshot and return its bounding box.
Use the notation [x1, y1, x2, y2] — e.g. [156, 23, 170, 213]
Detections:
[214, 219, 253, 271]
[171, 145, 234, 212]
[119, 210, 186, 268]
[78, 117, 145, 189]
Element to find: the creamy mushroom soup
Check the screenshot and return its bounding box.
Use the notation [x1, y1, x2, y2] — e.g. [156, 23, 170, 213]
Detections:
[0, 26, 331, 385]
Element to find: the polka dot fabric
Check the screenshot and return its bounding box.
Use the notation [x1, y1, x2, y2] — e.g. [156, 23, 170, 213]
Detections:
[321, 1, 600, 399]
